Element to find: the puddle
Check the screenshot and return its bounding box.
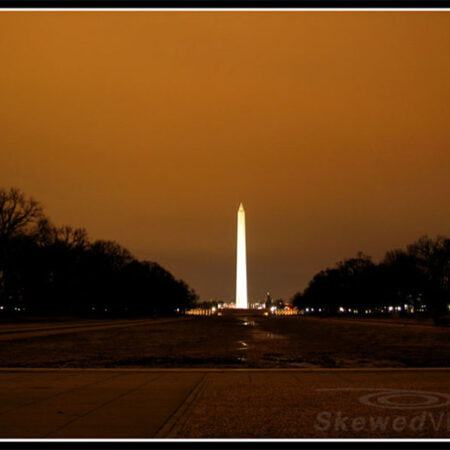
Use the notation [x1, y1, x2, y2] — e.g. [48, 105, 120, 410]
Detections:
[238, 317, 256, 327]
[237, 340, 248, 350]
[251, 329, 286, 340]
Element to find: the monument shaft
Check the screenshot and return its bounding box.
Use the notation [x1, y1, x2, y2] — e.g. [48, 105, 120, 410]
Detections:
[236, 203, 248, 309]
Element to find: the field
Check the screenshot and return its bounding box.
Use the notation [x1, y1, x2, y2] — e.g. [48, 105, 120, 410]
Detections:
[1, 311, 449, 368]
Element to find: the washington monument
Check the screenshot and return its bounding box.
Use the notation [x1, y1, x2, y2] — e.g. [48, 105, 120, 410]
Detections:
[235, 202, 248, 309]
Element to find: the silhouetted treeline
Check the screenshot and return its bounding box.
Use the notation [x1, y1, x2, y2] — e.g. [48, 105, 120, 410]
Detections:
[0, 188, 197, 317]
[292, 237, 450, 324]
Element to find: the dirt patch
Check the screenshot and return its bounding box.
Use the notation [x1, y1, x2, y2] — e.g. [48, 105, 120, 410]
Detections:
[0, 312, 449, 368]
[110, 356, 245, 367]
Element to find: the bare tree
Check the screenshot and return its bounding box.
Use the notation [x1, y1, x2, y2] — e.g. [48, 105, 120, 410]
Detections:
[0, 188, 43, 240]
[89, 240, 133, 270]
[407, 235, 450, 292]
[32, 220, 89, 250]
[55, 225, 89, 250]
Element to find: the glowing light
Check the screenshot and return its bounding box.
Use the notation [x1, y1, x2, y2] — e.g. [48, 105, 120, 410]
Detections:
[272, 308, 299, 316]
[235, 202, 248, 309]
[186, 308, 215, 316]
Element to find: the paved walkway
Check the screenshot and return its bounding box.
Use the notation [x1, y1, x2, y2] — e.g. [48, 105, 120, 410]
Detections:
[0, 368, 449, 438]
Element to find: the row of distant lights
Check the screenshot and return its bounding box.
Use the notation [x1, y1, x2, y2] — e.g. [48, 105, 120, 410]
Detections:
[302, 305, 429, 314]
[92, 307, 109, 312]
[2, 304, 448, 313]
[0, 306, 110, 313]
[185, 308, 217, 316]
[269, 307, 299, 316]
[0, 306, 26, 311]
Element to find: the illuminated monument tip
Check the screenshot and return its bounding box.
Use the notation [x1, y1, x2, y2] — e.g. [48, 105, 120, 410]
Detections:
[235, 202, 248, 309]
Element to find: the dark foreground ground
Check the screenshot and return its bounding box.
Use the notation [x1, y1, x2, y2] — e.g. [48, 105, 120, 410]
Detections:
[0, 311, 449, 368]
[1, 312, 449, 439]
[0, 368, 449, 438]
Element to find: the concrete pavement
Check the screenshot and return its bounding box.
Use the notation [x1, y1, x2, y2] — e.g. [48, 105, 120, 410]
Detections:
[0, 368, 449, 439]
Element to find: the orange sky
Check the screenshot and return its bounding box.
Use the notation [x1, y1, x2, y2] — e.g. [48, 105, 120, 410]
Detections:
[1, 11, 450, 301]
